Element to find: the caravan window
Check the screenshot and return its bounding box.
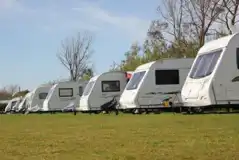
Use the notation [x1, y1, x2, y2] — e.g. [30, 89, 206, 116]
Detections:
[39, 93, 48, 99]
[190, 50, 222, 79]
[79, 86, 83, 96]
[126, 71, 146, 90]
[237, 48, 239, 69]
[11, 101, 17, 108]
[102, 81, 120, 92]
[59, 88, 73, 97]
[155, 70, 179, 85]
[83, 81, 95, 96]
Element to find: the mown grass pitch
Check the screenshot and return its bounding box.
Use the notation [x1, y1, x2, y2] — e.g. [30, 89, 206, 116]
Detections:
[0, 113, 239, 160]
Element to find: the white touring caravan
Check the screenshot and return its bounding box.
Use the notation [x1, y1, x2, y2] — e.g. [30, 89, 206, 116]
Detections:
[42, 80, 88, 112]
[181, 33, 239, 112]
[78, 71, 132, 113]
[17, 92, 32, 112]
[17, 84, 52, 113]
[119, 58, 194, 113]
[4, 96, 23, 113]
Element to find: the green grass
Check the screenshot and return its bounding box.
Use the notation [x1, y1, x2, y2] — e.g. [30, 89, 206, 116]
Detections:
[0, 113, 239, 160]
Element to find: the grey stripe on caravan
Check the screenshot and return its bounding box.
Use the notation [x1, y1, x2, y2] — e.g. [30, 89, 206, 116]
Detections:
[145, 91, 181, 95]
[100, 94, 120, 98]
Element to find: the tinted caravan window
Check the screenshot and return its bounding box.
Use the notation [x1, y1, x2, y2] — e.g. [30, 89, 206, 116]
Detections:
[59, 88, 73, 97]
[39, 92, 48, 99]
[102, 81, 120, 92]
[126, 71, 146, 90]
[190, 50, 222, 79]
[79, 86, 83, 96]
[155, 70, 179, 85]
[11, 101, 17, 108]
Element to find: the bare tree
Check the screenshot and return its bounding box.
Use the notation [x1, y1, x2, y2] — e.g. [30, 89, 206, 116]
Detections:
[57, 31, 94, 81]
[46, 80, 60, 85]
[5, 84, 20, 95]
[109, 61, 121, 71]
[157, 0, 186, 43]
[156, 0, 198, 57]
[0, 89, 11, 100]
[184, 0, 225, 47]
[217, 0, 239, 34]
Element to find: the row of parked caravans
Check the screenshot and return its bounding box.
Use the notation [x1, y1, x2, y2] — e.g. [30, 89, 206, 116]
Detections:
[5, 33, 239, 113]
[5, 58, 193, 114]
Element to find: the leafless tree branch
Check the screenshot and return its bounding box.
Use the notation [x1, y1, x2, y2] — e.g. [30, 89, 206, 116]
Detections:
[57, 31, 94, 81]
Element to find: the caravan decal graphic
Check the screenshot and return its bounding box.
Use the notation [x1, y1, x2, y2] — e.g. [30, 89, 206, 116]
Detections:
[144, 91, 181, 102]
[100, 94, 120, 98]
[145, 91, 181, 95]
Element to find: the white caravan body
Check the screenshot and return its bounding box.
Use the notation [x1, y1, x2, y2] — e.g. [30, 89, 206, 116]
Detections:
[181, 33, 239, 107]
[4, 97, 22, 113]
[119, 58, 194, 110]
[42, 80, 88, 111]
[17, 85, 51, 112]
[78, 71, 131, 112]
[17, 92, 33, 112]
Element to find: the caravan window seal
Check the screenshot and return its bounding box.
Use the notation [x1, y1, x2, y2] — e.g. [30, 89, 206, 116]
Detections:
[101, 80, 120, 92]
[58, 88, 73, 97]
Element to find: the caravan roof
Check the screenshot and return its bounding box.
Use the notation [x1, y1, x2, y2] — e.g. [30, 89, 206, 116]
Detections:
[135, 58, 194, 71]
[89, 71, 132, 81]
[198, 33, 238, 54]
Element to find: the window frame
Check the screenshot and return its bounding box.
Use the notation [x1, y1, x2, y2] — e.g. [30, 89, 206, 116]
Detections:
[155, 69, 180, 85]
[58, 88, 73, 97]
[101, 80, 121, 92]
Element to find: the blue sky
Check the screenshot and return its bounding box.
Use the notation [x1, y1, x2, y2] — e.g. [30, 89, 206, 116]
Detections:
[0, 0, 159, 90]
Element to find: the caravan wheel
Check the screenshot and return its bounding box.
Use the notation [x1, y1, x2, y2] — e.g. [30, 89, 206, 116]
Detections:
[145, 109, 150, 114]
[94, 111, 100, 114]
[132, 109, 142, 114]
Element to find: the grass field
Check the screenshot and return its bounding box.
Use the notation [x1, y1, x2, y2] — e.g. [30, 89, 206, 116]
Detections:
[0, 113, 239, 160]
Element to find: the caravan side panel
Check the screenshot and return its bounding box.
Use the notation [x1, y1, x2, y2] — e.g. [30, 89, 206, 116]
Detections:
[137, 67, 190, 108]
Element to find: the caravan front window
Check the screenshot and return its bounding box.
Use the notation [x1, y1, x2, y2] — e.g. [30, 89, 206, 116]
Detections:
[83, 81, 95, 96]
[39, 93, 48, 99]
[126, 71, 146, 90]
[190, 50, 222, 79]
[11, 101, 17, 108]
